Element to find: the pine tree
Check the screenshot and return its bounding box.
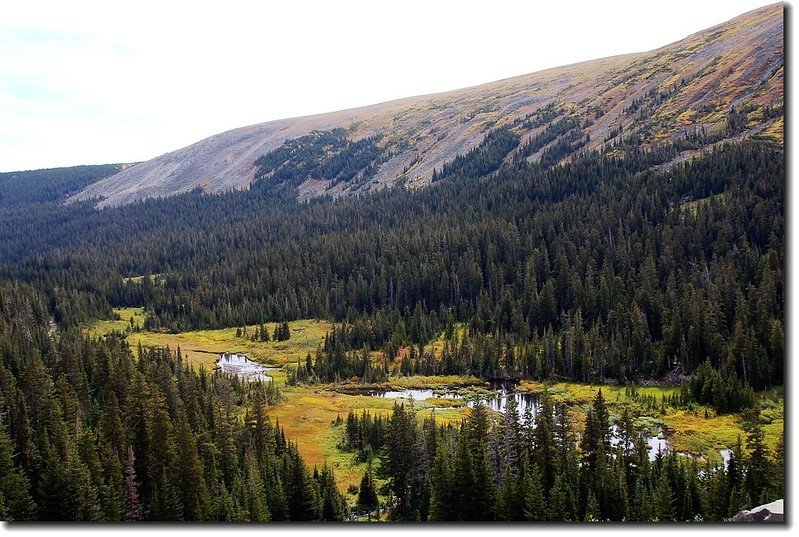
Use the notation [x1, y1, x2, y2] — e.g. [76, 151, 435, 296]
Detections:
[174, 412, 209, 520]
[357, 466, 378, 512]
[522, 459, 546, 521]
[243, 449, 270, 521]
[631, 474, 653, 522]
[773, 432, 784, 500]
[145, 389, 182, 519]
[281, 321, 291, 341]
[584, 490, 601, 521]
[378, 403, 420, 519]
[547, 473, 571, 521]
[743, 407, 769, 506]
[465, 402, 495, 520]
[533, 392, 556, 490]
[654, 472, 676, 522]
[317, 465, 346, 521]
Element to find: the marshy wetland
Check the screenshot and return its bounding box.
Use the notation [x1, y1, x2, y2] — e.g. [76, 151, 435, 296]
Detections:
[86, 308, 783, 497]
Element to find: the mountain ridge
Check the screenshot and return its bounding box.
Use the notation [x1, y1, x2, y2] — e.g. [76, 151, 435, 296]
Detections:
[68, 3, 783, 207]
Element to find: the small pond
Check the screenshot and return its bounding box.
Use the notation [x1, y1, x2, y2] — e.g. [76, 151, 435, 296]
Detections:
[216, 353, 278, 382]
[647, 435, 668, 458]
[610, 424, 668, 461]
[369, 384, 667, 460]
[466, 383, 540, 419]
[369, 383, 537, 416]
[369, 388, 460, 401]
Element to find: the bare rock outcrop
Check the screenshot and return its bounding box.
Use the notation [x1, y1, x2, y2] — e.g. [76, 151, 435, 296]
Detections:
[732, 499, 784, 522]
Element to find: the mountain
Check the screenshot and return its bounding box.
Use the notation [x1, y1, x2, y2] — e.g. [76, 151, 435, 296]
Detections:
[67, 3, 783, 207]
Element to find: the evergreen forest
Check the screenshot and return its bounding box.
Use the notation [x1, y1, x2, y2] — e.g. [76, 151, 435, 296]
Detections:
[0, 118, 784, 521]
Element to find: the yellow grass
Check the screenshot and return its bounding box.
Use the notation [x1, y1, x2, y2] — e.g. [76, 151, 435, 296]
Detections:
[760, 117, 784, 143]
[85, 308, 333, 381]
[270, 389, 384, 491]
[517, 380, 679, 406]
[676, 108, 697, 125]
[86, 311, 783, 489]
[382, 374, 484, 389]
[122, 274, 165, 285]
[270, 386, 468, 493]
[517, 379, 783, 463]
[85, 307, 145, 338]
[680, 192, 729, 216]
[666, 410, 736, 452]
[426, 323, 468, 357]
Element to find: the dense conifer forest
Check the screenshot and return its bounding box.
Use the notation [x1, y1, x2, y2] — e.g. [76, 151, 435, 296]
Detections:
[348, 393, 782, 521]
[0, 120, 784, 520]
[0, 138, 784, 388]
[0, 0, 785, 522]
[0, 281, 783, 521]
[0, 282, 346, 521]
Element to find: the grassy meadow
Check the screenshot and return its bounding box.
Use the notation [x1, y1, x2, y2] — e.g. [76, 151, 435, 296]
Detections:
[86, 307, 332, 380]
[85, 308, 783, 492]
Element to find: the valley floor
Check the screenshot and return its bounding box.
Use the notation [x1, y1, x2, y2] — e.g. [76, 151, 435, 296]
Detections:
[85, 309, 784, 499]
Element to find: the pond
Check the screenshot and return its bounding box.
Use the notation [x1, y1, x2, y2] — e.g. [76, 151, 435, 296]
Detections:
[610, 424, 668, 461]
[647, 435, 668, 457]
[370, 384, 667, 460]
[369, 384, 537, 417]
[216, 353, 278, 382]
[719, 448, 733, 466]
[468, 382, 540, 418]
[369, 388, 460, 401]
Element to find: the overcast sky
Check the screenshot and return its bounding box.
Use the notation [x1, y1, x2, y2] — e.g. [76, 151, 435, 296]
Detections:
[0, 0, 779, 172]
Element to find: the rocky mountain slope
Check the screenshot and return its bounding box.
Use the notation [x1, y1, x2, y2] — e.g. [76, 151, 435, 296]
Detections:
[70, 3, 783, 207]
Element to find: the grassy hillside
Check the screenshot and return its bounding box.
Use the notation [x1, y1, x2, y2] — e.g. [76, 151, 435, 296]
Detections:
[68, 4, 782, 207]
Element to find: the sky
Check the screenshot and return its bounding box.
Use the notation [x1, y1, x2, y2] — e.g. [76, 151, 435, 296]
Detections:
[0, 0, 782, 172]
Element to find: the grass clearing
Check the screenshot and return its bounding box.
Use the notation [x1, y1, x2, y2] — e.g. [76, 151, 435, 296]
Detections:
[86, 311, 783, 490]
[269, 388, 382, 490]
[85, 308, 332, 379]
[760, 117, 783, 143]
[270, 385, 468, 493]
[85, 311, 475, 494]
[85, 307, 145, 338]
[680, 192, 729, 216]
[518, 379, 680, 405]
[375, 374, 484, 390]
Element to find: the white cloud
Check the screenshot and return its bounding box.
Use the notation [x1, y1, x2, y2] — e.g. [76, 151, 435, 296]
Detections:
[0, 0, 778, 171]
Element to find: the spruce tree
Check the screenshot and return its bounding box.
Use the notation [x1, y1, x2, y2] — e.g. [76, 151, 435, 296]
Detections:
[174, 412, 209, 520]
[654, 472, 676, 522]
[522, 459, 546, 521]
[357, 466, 378, 512]
[743, 407, 769, 506]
